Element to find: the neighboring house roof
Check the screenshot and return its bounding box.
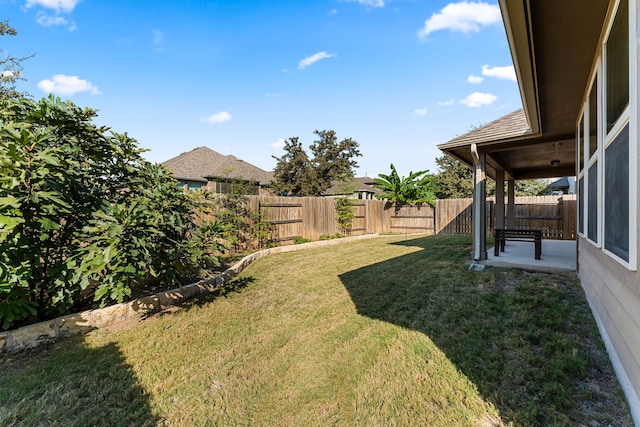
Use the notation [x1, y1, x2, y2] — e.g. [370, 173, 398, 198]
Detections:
[324, 177, 382, 196]
[548, 177, 570, 190]
[162, 146, 273, 184]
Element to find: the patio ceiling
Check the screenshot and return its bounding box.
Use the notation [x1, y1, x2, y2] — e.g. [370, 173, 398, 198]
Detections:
[438, 0, 610, 181]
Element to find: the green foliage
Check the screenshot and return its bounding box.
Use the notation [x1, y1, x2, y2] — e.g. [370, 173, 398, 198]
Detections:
[319, 233, 344, 240]
[0, 21, 32, 100]
[293, 236, 311, 244]
[514, 179, 548, 196]
[374, 164, 436, 206]
[434, 153, 548, 198]
[211, 180, 275, 252]
[333, 176, 357, 234]
[434, 154, 474, 199]
[0, 95, 221, 328]
[335, 196, 356, 234]
[271, 130, 361, 196]
[271, 137, 313, 196]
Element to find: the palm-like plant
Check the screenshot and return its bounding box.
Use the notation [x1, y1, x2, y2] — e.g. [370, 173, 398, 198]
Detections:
[374, 164, 436, 206]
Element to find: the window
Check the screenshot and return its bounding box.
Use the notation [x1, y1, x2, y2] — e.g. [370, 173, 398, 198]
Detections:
[604, 124, 629, 261]
[579, 0, 635, 268]
[577, 113, 585, 236]
[578, 177, 584, 235]
[605, 0, 629, 132]
[588, 161, 598, 242]
[589, 81, 598, 158]
[578, 116, 584, 172]
[586, 75, 600, 246]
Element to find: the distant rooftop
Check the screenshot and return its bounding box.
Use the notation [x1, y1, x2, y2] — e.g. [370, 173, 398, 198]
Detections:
[324, 176, 382, 196]
[162, 146, 273, 184]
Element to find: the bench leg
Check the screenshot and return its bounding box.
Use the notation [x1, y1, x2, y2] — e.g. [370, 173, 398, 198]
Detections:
[535, 240, 541, 260]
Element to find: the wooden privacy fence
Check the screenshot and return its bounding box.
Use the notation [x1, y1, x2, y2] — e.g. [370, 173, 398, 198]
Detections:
[435, 195, 577, 240]
[253, 196, 436, 243]
[201, 196, 436, 245]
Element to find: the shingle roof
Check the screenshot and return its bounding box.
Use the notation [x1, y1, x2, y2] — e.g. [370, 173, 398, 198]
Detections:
[438, 109, 532, 149]
[161, 146, 273, 184]
[324, 177, 382, 196]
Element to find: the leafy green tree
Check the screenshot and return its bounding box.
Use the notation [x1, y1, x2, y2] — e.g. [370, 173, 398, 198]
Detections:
[514, 179, 548, 196]
[271, 130, 361, 196]
[271, 137, 314, 196]
[434, 153, 548, 199]
[434, 154, 474, 199]
[0, 21, 32, 100]
[309, 130, 361, 195]
[374, 164, 436, 206]
[333, 176, 357, 235]
[0, 95, 221, 329]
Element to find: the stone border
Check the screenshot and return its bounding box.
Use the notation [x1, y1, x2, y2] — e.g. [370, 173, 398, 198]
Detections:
[0, 233, 380, 355]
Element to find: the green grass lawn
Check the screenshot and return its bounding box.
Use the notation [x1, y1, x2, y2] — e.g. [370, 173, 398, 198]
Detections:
[0, 235, 632, 426]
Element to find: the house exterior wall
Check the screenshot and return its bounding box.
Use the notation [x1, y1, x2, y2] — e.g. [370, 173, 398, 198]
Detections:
[577, 0, 640, 420]
[578, 240, 640, 416]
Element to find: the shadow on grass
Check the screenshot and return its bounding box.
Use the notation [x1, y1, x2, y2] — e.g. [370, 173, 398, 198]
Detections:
[0, 336, 161, 426]
[338, 235, 631, 426]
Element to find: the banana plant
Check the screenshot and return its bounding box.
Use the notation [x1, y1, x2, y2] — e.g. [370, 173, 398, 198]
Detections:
[373, 163, 436, 206]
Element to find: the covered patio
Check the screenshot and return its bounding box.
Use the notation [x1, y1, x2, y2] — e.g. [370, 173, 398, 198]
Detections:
[438, 107, 579, 269]
[436, 0, 611, 272]
[484, 239, 577, 272]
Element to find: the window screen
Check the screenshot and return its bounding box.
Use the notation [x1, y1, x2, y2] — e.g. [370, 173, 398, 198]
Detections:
[604, 124, 629, 261]
[588, 162, 598, 242]
[606, 0, 629, 133]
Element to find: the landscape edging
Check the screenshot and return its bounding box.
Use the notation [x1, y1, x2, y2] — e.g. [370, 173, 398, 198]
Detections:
[0, 233, 380, 355]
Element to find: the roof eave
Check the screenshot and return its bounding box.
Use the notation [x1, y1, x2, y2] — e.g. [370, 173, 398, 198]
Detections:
[499, 0, 541, 136]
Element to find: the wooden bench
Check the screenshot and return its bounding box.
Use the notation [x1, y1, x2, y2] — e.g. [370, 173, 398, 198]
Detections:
[493, 228, 542, 260]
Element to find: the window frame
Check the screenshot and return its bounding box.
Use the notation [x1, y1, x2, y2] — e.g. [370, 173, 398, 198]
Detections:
[598, 0, 637, 269]
[586, 70, 602, 247]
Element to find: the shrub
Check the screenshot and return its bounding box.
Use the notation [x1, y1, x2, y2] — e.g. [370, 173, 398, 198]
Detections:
[319, 233, 344, 240]
[0, 95, 222, 329]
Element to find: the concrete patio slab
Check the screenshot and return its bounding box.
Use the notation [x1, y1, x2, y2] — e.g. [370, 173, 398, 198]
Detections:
[483, 239, 576, 272]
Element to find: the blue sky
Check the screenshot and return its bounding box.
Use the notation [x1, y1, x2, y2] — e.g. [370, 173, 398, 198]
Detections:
[2, 0, 522, 178]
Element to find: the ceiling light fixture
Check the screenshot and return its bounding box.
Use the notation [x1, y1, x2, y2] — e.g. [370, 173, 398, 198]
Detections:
[550, 142, 563, 167]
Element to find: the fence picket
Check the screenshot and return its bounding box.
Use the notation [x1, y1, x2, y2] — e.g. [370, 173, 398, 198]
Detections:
[197, 194, 576, 245]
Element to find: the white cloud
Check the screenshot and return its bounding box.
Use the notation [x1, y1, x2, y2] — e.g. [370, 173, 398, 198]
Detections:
[298, 51, 335, 70]
[36, 12, 76, 30]
[343, 0, 385, 8]
[414, 108, 428, 116]
[467, 75, 483, 84]
[37, 74, 100, 96]
[438, 99, 455, 107]
[481, 64, 516, 81]
[418, 2, 501, 38]
[203, 111, 232, 124]
[271, 138, 286, 149]
[460, 91, 498, 107]
[25, 0, 80, 13]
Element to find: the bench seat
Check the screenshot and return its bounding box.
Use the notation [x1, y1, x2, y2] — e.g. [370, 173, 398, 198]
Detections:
[494, 228, 542, 260]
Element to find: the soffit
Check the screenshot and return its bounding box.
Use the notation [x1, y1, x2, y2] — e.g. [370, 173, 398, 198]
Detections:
[439, 0, 610, 181]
